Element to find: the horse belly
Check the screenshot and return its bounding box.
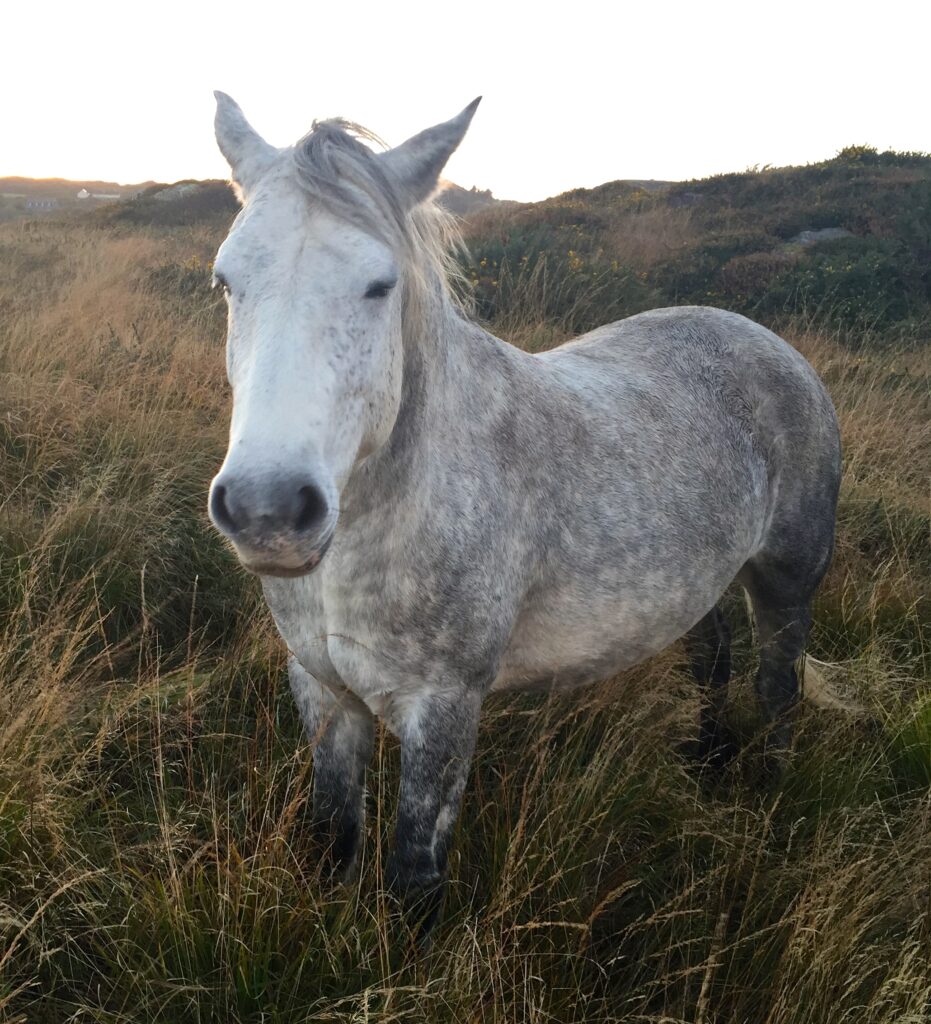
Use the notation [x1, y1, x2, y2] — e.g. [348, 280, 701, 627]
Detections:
[492, 573, 731, 693]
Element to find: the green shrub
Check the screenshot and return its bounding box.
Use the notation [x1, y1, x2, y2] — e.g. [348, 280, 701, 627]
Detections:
[762, 237, 922, 331]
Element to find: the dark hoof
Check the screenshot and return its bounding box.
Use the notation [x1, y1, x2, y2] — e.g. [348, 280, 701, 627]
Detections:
[760, 746, 794, 787]
[311, 819, 361, 885]
[758, 719, 796, 786]
[386, 853, 447, 943]
[678, 730, 739, 774]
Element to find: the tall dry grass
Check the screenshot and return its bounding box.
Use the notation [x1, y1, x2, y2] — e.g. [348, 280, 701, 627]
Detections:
[0, 213, 928, 1022]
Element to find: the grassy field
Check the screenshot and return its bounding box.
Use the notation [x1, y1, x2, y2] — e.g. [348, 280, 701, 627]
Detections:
[0, 180, 929, 1022]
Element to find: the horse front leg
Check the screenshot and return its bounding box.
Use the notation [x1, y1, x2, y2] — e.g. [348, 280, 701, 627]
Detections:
[385, 685, 483, 934]
[288, 657, 374, 880]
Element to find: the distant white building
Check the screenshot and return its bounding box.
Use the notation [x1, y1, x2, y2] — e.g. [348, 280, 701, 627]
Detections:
[77, 188, 90, 199]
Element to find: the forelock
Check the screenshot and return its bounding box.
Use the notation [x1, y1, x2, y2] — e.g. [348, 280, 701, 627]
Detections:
[292, 119, 407, 250]
[290, 118, 466, 313]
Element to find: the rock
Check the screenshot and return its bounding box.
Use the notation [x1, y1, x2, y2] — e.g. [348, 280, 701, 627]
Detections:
[152, 183, 203, 203]
[787, 227, 853, 247]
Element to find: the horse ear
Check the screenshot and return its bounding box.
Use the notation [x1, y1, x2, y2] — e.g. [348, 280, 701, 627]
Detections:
[214, 91, 277, 194]
[380, 97, 481, 208]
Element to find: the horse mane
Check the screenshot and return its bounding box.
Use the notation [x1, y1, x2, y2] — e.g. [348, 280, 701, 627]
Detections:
[290, 118, 468, 327]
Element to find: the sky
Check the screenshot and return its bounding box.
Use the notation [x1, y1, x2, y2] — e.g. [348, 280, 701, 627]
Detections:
[3, 0, 927, 202]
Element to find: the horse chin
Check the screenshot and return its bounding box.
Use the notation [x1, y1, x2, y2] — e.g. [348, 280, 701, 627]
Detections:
[246, 558, 321, 579]
[240, 535, 333, 579]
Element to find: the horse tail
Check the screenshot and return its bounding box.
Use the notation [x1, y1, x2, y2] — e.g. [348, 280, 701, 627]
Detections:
[742, 590, 865, 716]
[799, 655, 866, 716]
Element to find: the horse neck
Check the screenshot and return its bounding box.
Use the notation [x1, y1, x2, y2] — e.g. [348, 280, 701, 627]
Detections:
[403, 281, 471, 408]
[345, 275, 505, 509]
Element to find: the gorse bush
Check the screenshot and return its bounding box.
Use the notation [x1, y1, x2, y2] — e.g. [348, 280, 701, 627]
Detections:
[760, 236, 917, 329]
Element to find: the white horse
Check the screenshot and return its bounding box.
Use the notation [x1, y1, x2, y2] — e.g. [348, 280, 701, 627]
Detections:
[207, 93, 841, 930]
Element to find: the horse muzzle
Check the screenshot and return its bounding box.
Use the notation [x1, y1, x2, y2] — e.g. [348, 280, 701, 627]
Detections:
[208, 472, 337, 577]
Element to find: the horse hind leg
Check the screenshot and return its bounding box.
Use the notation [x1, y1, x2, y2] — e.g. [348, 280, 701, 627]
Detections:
[738, 380, 840, 768]
[739, 556, 821, 768]
[684, 605, 733, 766]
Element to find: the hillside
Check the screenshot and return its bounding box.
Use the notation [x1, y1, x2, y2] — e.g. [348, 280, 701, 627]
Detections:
[0, 175, 158, 198]
[462, 146, 931, 344]
[0, 174, 510, 223]
[17, 144, 928, 345]
[0, 176, 160, 221]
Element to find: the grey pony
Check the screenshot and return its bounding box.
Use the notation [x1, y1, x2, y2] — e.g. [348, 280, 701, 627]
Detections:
[207, 94, 841, 928]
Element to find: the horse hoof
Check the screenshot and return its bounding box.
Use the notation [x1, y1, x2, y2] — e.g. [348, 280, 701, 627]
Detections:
[386, 854, 447, 942]
[678, 732, 738, 773]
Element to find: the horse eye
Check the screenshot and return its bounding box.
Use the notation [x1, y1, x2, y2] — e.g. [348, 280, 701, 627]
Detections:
[364, 280, 395, 300]
[213, 272, 231, 294]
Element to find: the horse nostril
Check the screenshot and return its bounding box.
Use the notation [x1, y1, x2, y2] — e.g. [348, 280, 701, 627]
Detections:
[210, 483, 239, 534]
[294, 483, 328, 533]
[211, 476, 329, 539]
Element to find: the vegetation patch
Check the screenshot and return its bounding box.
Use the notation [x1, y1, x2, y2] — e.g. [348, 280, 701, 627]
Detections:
[0, 153, 928, 1021]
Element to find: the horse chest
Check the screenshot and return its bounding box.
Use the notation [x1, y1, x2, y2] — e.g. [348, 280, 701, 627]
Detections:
[262, 552, 488, 714]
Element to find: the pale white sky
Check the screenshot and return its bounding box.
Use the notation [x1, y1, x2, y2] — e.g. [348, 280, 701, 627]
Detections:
[3, 0, 926, 201]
